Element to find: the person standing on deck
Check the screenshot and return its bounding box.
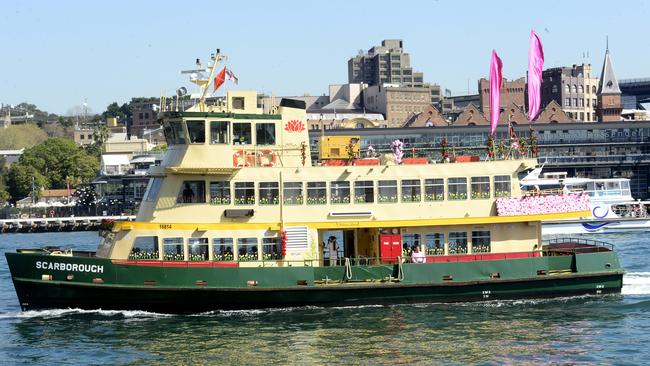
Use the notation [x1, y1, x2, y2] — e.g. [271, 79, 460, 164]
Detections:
[328, 236, 339, 266]
[411, 245, 425, 263]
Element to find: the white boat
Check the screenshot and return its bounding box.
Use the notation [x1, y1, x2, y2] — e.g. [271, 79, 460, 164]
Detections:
[521, 168, 650, 234]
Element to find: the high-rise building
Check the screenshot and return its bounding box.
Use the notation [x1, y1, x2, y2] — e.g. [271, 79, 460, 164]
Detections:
[596, 47, 622, 122]
[348, 39, 441, 106]
[540, 64, 599, 122]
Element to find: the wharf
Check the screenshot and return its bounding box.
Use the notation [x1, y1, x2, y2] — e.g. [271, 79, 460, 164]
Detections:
[0, 215, 135, 234]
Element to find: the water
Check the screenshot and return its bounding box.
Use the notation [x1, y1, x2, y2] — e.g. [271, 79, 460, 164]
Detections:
[0, 232, 649, 365]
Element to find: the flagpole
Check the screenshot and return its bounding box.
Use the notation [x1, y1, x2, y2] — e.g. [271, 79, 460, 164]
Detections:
[199, 49, 225, 111]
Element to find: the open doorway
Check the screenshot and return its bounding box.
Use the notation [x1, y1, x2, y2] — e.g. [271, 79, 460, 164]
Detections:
[321, 229, 356, 266]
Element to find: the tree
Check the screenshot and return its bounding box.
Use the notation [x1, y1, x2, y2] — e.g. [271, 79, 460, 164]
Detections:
[150, 144, 167, 153]
[58, 116, 73, 128]
[102, 102, 125, 121]
[5, 164, 48, 200]
[93, 125, 110, 145]
[18, 138, 99, 189]
[0, 124, 48, 150]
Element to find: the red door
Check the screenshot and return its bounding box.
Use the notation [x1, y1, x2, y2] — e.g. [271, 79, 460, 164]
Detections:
[380, 234, 402, 263]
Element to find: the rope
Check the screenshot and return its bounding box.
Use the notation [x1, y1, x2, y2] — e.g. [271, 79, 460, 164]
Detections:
[397, 256, 404, 281]
[344, 257, 352, 280]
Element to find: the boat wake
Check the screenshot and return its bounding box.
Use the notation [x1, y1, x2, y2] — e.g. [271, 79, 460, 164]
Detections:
[0, 308, 172, 320]
[623, 272, 650, 295]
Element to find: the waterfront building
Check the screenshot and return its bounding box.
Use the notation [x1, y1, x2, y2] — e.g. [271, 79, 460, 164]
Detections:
[596, 47, 623, 122]
[364, 84, 432, 127]
[130, 97, 160, 138]
[479, 78, 526, 119]
[540, 64, 598, 122]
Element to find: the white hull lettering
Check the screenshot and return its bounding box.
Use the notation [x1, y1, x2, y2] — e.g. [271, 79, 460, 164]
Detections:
[35, 261, 104, 274]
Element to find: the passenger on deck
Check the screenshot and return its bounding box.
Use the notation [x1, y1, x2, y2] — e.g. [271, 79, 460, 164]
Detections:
[411, 245, 425, 263]
[182, 184, 195, 203]
[328, 236, 339, 266]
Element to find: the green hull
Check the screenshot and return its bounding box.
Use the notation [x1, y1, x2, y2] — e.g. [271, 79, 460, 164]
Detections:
[6, 251, 624, 313]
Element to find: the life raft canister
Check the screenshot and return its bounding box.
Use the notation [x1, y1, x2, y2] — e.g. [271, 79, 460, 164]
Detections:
[257, 149, 278, 167]
[233, 150, 252, 167]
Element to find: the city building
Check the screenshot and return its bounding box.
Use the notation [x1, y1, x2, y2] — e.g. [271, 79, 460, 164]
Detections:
[130, 97, 160, 138]
[347, 39, 442, 106]
[540, 64, 599, 122]
[73, 127, 95, 146]
[596, 47, 623, 122]
[0, 149, 24, 166]
[364, 84, 431, 127]
[479, 77, 526, 119]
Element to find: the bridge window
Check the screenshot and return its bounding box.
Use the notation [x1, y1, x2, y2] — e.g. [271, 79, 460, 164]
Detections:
[354, 180, 374, 203]
[188, 238, 209, 261]
[378, 180, 398, 203]
[448, 232, 468, 254]
[494, 175, 511, 197]
[256, 123, 276, 145]
[425, 233, 444, 255]
[163, 237, 185, 261]
[330, 181, 350, 204]
[129, 236, 160, 260]
[262, 237, 282, 260]
[186, 120, 206, 143]
[234, 182, 255, 205]
[210, 121, 229, 144]
[213, 238, 234, 261]
[233, 122, 252, 145]
[209, 181, 231, 205]
[165, 121, 186, 145]
[471, 231, 491, 253]
[424, 178, 444, 201]
[237, 238, 259, 261]
[177, 181, 206, 204]
[283, 182, 303, 205]
[401, 179, 421, 202]
[259, 182, 279, 205]
[448, 178, 468, 200]
[144, 178, 163, 202]
[307, 182, 327, 205]
[471, 176, 490, 199]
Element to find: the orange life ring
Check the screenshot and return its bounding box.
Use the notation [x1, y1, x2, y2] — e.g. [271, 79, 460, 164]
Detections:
[233, 150, 252, 167]
[257, 149, 277, 167]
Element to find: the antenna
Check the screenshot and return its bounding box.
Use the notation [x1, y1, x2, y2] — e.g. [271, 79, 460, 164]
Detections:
[606, 36, 609, 52]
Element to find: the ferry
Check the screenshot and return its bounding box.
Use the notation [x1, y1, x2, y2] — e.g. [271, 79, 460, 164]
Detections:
[521, 169, 650, 234]
[5, 51, 623, 313]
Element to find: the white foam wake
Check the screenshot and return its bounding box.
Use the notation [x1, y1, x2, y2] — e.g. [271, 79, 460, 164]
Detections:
[0, 308, 171, 320]
[623, 272, 650, 295]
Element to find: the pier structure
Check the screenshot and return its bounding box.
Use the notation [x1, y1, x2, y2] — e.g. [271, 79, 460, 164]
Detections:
[0, 215, 135, 234]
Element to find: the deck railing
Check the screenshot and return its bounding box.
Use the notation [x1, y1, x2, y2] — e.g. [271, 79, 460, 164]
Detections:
[542, 237, 615, 253]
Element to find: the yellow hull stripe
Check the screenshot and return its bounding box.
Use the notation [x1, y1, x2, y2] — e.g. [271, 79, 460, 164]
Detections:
[114, 210, 589, 231]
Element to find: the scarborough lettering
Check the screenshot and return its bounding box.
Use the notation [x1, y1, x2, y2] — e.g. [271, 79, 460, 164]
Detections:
[35, 261, 104, 274]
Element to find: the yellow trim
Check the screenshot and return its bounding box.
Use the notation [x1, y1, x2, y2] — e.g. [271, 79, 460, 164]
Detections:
[113, 210, 590, 232]
[165, 167, 240, 175]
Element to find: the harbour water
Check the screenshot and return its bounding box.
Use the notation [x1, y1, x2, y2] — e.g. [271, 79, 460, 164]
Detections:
[0, 232, 649, 365]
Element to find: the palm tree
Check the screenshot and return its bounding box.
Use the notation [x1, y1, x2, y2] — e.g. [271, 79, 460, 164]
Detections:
[93, 125, 110, 145]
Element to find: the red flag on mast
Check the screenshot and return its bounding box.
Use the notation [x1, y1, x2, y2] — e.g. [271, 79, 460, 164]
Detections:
[213, 66, 226, 92]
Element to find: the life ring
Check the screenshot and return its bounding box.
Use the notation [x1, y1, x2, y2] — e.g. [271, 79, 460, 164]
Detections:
[257, 149, 277, 167]
[233, 150, 252, 167]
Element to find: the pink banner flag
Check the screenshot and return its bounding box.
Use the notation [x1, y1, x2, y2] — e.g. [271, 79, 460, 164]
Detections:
[489, 50, 503, 135]
[527, 30, 544, 122]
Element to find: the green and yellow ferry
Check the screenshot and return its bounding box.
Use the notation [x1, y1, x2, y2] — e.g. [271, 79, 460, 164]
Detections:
[6, 51, 623, 313]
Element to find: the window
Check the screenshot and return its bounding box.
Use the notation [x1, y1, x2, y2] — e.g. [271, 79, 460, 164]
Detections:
[165, 121, 186, 145]
[572, 85, 577, 93]
[494, 175, 511, 197]
[472, 231, 491, 253]
[283, 182, 303, 205]
[579, 99, 584, 107]
[144, 178, 163, 202]
[592, 86, 596, 93]
[401, 179, 421, 202]
[163, 237, 184, 261]
[402, 233, 421, 256]
[232, 97, 245, 110]
[188, 238, 209, 261]
[177, 181, 205, 203]
[354, 180, 374, 203]
[186, 120, 205, 143]
[209, 181, 231, 205]
[579, 85, 584, 93]
[424, 178, 444, 201]
[564, 98, 570, 107]
[129, 236, 159, 260]
[234, 182, 255, 205]
[470, 176, 490, 199]
[237, 238, 258, 261]
[233, 122, 252, 145]
[425, 233, 444, 255]
[378, 180, 398, 203]
[256, 123, 276, 145]
[565, 84, 570, 93]
[210, 121, 229, 144]
[448, 232, 468, 254]
[448, 177, 468, 200]
[551, 85, 558, 93]
[213, 238, 234, 261]
[80, 135, 84, 140]
[262, 237, 282, 260]
[330, 181, 350, 204]
[573, 98, 578, 107]
[259, 182, 279, 205]
[307, 182, 327, 205]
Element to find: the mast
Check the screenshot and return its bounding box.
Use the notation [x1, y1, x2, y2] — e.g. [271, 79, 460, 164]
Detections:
[180, 49, 227, 112]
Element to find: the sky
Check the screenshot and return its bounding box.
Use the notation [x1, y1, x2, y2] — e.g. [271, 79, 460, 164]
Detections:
[1, 0, 648, 115]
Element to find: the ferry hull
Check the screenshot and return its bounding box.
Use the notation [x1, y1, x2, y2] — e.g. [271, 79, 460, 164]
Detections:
[6, 252, 623, 313]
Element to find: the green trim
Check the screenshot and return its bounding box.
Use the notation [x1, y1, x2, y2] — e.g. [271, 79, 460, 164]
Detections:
[162, 111, 282, 120]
